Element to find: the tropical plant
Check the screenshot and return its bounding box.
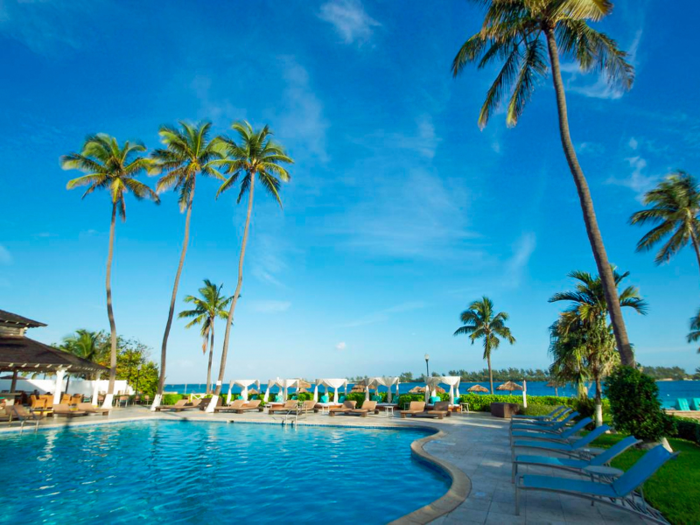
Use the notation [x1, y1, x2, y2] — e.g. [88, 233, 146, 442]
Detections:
[453, 296, 516, 394]
[151, 122, 224, 401]
[687, 309, 700, 354]
[630, 172, 700, 274]
[57, 329, 109, 380]
[452, 0, 636, 366]
[549, 269, 647, 426]
[62, 134, 159, 399]
[178, 279, 232, 394]
[211, 121, 293, 399]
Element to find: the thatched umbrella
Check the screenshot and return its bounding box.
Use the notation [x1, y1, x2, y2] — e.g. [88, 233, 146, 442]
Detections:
[467, 384, 489, 393]
[409, 386, 426, 394]
[546, 380, 563, 397]
[297, 380, 311, 390]
[248, 388, 259, 396]
[350, 384, 366, 393]
[496, 381, 523, 395]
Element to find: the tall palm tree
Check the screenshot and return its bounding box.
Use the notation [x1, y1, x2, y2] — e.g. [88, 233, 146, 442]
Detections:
[58, 329, 109, 380]
[211, 121, 293, 400]
[452, 0, 636, 366]
[549, 269, 647, 425]
[62, 135, 159, 400]
[178, 279, 232, 394]
[630, 172, 700, 276]
[150, 122, 224, 404]
[687, 309, 700, 354]
[453, 296, 516, 394]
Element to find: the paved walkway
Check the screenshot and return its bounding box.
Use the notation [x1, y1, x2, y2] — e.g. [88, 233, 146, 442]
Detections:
[1, 406, 655, 524]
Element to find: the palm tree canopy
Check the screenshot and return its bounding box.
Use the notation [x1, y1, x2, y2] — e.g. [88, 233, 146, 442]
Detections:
[59, 329, 108, 363]
[215, 121, 293, 206]
[688, 308, 700, 353]
[151, 121, 225, 210]
[454, 296, 516, 359]
[178, 279, 233, 346]
[452, 0, 634, 128]
[630, 172, 700, 264]
[62, 134, 159, 219]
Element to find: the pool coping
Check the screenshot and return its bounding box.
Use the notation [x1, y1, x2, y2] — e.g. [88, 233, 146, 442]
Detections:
[0, 412, 471, 523]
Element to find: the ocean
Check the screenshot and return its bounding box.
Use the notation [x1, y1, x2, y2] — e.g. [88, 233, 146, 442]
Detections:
[164, 380, 700, 409]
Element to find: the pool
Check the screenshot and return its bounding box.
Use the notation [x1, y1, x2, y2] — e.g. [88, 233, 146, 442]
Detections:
[0, 421, 449, 523]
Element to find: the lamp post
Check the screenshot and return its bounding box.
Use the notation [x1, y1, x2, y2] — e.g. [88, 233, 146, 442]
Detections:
[424, 353, 430, 378]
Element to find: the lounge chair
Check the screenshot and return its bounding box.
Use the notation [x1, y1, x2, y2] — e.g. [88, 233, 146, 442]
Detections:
[60, 394, 71, 404]
[400, 401, 426, 418]
[512, 406, 569, 421]
[299, 400, 317, 413]
[328, 400, 357, 416]
[511, 411, 579, 432]
[333, 400, 379, 418]
[510, 417, 593, 446]
[268, 400, 299, 414]
[155, 399, 188, 412]
[77, 403, 110, 416]
[515, 445, 678, 524]
[214, 399, 246, 413]
[692, 398, 700, 411]
[512, 436, 640, 482]
[676, 398, 690, 411]
[10, 405, 41, 431]
[198, 397, 223, 411]
[233, 400, 264, 414]
[511, 425, 610, 460]
[53, 404, 88, 417]
[424, 401, 451, 419]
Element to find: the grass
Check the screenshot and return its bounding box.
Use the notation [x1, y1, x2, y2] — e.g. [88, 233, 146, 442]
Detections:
[589, 433, 700, 525]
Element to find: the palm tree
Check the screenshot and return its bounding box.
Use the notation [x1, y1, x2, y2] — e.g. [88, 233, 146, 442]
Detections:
[151, 122, 224, 403]
[178, 280, 232, 394]
[687, 309, 700, 354]
[452, 0, 636, 366]
[453, 296, 516, 394]
[549, 269, 647, 425]
[62, 135, 159, 401]
[58, 329, 109, 380]
[630, 172, 700, 276]
[211, 121, 293, 400]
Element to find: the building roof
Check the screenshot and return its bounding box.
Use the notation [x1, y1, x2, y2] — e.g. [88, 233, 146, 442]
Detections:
[0, 336, 107, 373]
[0, 309, 46, 328]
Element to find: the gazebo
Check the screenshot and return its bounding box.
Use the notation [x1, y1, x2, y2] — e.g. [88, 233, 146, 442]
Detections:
[371, 376, 400, 403]
[0, 310, 107, 405]
[313, 378, 348, 403]
[226, 379, 260, 404]
[263, 378, 298, 402]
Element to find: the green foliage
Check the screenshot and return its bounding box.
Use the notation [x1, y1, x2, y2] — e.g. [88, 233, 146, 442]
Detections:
[295, 392, 313, 401]
[345, 392, 366, 408]
[640, 365, 693, 380]
[161, 394, 185, 405]
[519, 404, 556, 417]
[398, 371, 414, 382]
[605, 366, 676, 441]
[675, 417, 700, 445]
[447, 368, 550, 382]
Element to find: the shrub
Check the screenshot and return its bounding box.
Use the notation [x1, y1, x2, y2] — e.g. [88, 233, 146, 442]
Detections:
[519, 404, 556, 417]
[604, 366, 676, 441]
[345, 392, 366, 408]
[295, 392, 313, 401]
[161, 393, 185, 405]
[397, 394, 425, 409]
[675, 417, 700, 445]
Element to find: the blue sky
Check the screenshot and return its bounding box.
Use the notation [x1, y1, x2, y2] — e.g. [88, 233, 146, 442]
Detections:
[1, 0, 699, 383]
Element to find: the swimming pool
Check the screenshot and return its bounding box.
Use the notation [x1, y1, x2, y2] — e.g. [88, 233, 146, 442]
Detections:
[0, 420, 448, 523]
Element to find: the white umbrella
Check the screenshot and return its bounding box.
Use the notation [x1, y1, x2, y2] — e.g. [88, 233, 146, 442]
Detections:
[371, 376, 400, 403]
[440, 376, 461, 405]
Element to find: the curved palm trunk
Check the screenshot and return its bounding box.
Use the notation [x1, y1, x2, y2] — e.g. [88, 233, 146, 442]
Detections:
[157, 178, 196, 399]
[545, 29, 635, 367]
[594, 377, 603, 427]
[487, 354, 494, 394]
[206, 322, 215, 395]
[213, 176, 256, 399]
[688, 228, 700, 278]
[106, 203, 118, 397]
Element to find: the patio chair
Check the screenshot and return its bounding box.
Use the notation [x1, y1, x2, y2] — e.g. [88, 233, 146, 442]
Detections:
[512, 436, 640, 482]
[53, 404, 88, 417]
[300, 400, 317, 413]
[400, 401, 426, 418]
[77, 403, 110, 416]
[268, 400, 299, 414]
[214, 399, 246, 413]
[510, 417, 593, 446]
[515, 444, 678, 524]
[512, 406, 569, 421]
[10, 405, 42, 431]
[511, 425, 610, 460]
[70, 394, 83, 405]
[233, 400, 264, 413]
[692, 398, 700, 411]
[335, 400, 379, 418]
[155, 399, 188, 412]
[328, 400, 357, 416]
[423, 401, 451, 419]
[511, 411, 579, 432]
[60, 394, 71, 404]
[675, 398, 690, 411]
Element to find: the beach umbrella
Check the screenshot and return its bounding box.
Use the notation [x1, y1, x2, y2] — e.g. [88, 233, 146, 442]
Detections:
[297, 380, 311, 390]
[467, 384, 489, 393]
[248, 388, 259, 396]
[497, 381, 524, 395]
[409, 386, 425, 394]
[441, 376, 461, 405]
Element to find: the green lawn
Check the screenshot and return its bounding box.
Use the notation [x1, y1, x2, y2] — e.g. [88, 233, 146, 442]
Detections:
[589, 434, 700, 525]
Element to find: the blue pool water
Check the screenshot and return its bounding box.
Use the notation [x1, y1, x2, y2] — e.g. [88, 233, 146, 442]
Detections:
[0, 421, 447, 524]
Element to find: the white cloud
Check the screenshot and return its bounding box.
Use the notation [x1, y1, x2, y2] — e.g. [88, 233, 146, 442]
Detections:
[628, 137, 639, 150]
[335, 342, 347, 351]
[318, 0, 380, 46]
[503, 233, 536, 287]
[250, 300, 291, 314]
[190, 75, 246, 126]
[0, 244, 12, 265]
[578, 142, 605, 155]
[250, 233, 292, 288]
[338, 301, 428, 328]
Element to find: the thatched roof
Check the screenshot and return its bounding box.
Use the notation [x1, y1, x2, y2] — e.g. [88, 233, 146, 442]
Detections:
[497, 381, 523, 392]
[0, 310, 45, 328]
[0, 336, 107, 373]
[467, 384, 490, 393]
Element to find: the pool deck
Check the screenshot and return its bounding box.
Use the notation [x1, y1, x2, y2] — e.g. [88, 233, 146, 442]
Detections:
[1, 407, 655, 525]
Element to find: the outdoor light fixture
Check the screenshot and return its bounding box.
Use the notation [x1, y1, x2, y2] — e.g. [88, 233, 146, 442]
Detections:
[424, 353, 430, 377]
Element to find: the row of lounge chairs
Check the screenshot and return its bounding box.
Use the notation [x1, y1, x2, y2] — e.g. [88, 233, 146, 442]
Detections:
[509, 405, 677, 524]
[400, 401, 451, 419]
[674, 398, 700, 411]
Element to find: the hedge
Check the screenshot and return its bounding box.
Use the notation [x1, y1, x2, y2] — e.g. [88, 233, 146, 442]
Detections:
[675, 417, 700, 445]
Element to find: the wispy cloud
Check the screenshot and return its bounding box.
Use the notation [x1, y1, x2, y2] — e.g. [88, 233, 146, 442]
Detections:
[504, 232, 536, 287]
[250, 300, 291, 314]
[318, 0, 380, 46]
[250, 233, 290, 288]
[190, 75, 246, 127]
[335, 342, 347, 351]
[0, 244, 11, 265]
[606, 138, 663, 200]
[338, 301, 427, 328]
[578, 141, 605, 155]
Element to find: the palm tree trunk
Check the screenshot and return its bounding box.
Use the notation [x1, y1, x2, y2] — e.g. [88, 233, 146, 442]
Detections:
[545, 28, 635, 368]
[158, 177, 196, 396]
[689, 228, 700, 278]
[106, 203, 118, 395]
[214, 175, 256, 397]
[487, 354, 494, 395]
[594, 377, 603, 428]
[206, 323, 215, 395]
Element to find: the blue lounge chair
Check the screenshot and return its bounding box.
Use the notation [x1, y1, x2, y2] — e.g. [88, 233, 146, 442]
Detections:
[515, 445, 678, 524]
[512, 436, 640, 482]
[691, 398, 700, 411]
[676, 398, 690, 411]
[510, 417, 592, 445]
[511, 406, 568, 421]
[511, 424, 609, 460]
[511, 411, 579, 432]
